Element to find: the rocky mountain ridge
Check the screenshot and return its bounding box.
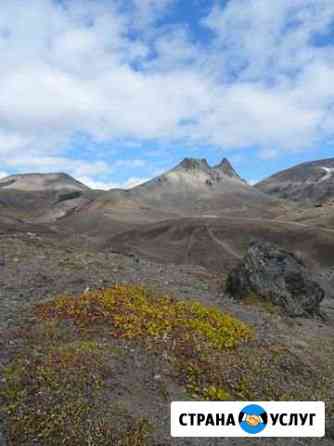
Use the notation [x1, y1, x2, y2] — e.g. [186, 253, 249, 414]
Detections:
[90, 157, 280, 221]
[256, 157, 334, 204]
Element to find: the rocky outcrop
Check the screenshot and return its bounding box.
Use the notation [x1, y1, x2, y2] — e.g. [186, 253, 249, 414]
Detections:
[178, 158, 210, 171]
[215, 158, 243, 180]
[225, 241, 325, 317]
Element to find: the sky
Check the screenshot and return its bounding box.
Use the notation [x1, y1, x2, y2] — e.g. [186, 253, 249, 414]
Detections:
[0, 0, 334, 188]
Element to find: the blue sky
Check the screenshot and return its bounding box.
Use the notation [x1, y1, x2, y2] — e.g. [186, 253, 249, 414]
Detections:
[0, 0, 334, 188]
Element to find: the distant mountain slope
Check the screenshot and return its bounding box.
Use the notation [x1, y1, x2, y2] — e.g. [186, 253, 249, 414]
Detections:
[0, 159, 289, 227]
[91, 158, 285, 219]
[105, 216, 334, 273]
[0, 173, 89, 192]
[0, 173, 101, 223]
[256, 158, 334, 203]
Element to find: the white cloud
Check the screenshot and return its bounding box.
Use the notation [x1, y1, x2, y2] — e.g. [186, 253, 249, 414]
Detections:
[203, 0, 334, 82]
[0, 171, 9, 179]
[114, 159, 147, 168]
[3, 155, 111, 179]
[0, 0, 334, 178]
[78, 175, 149, 190]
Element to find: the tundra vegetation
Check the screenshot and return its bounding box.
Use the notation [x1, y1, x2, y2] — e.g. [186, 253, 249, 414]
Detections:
[1, 285, 331, 445]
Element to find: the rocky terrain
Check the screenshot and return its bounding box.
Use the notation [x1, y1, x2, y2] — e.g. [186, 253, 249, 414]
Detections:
[0, 230, 333, 446]
[225, 241, 325, 317]
[0, 173, 100, 224]
[256, 158, 334, 232]
[0, 157, 334, 445]
[256, 158, 334, 205]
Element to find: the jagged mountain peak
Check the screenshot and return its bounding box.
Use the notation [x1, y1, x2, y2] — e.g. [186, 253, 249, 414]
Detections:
[172, 157, 241, 178]
[130, 156, 250, 202]
[214, 158, 241, 179]
[138, 156, 247, 192]
[176, 158, 210, 171]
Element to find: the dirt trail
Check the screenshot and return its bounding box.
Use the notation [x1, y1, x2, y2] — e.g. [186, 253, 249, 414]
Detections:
[206, 225, 242, 259]
[217, 215, 334, 234]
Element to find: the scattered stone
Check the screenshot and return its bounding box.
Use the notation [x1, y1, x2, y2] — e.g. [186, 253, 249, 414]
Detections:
[225, 240, 325, 317]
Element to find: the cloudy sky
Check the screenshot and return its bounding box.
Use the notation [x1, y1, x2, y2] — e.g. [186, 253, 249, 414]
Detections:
[0, 0, 334, 188]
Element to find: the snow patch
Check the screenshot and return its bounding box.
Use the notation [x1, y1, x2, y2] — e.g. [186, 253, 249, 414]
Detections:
[319, 167, 334, 182]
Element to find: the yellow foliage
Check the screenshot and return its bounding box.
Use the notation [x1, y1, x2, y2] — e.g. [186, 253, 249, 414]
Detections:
[1, 285, 254, 445]
[36, 285, 253, 351]
[203, 386, 232, 401]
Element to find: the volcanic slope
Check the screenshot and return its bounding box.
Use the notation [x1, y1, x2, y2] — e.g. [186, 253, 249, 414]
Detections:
[105, 216, 334, 278]
[256, 158, 334, 204]
[0, 172, 89, 192]
[58, 158, 334, 274]
[0, 173, 101, 223]
[88, 158, 288, 221]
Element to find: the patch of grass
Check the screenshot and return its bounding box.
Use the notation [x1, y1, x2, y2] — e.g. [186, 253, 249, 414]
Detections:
[4, 285, 328, 444]
[202, 386, 232, 401]
[36, 285, 252, 351]
[1, 339, 152, 445]
[2, 341, 103, 444]
[191, 343, 332, 404]
[2, 285, 253, 445]
[35, 285, 254, 401]
[241, 292, 280, 315]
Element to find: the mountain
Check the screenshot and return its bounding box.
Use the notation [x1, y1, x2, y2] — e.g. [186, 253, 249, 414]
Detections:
[0, 172, 89, 192]
[90, 157, 285, 221]
[1, 162, 334, 446]
[214, 157, 242, 178]
[256, 158, 334, 204]
[0, 173, 101, 223]
[132, 157, 246, 195]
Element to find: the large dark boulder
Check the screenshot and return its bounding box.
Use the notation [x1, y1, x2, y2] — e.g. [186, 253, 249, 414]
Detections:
[225, 241, 325, 317]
